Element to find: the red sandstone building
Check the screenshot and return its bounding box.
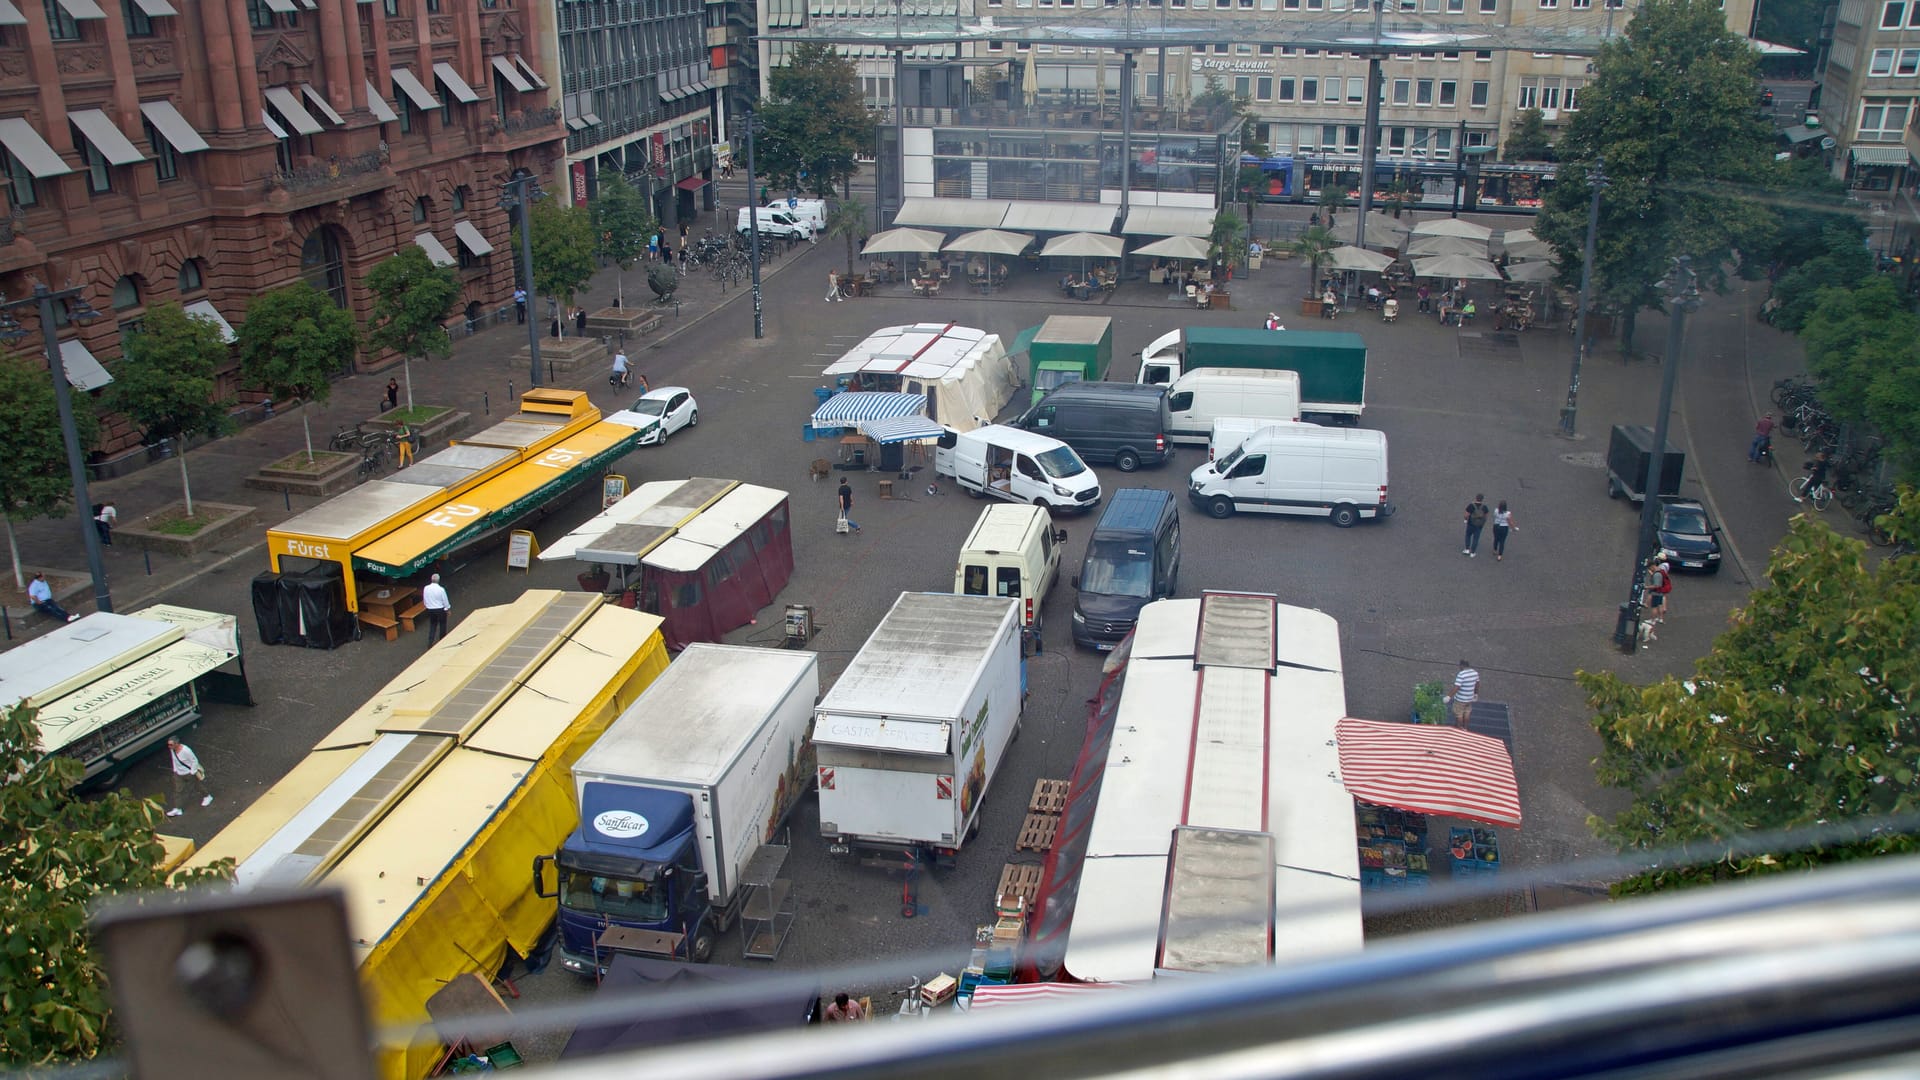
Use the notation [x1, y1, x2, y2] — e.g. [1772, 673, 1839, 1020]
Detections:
[0, 0, 563, 454]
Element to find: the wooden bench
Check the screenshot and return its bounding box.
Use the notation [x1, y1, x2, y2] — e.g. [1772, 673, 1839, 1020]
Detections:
[358, 611, 398, 641]
[397, 601, 427, 633]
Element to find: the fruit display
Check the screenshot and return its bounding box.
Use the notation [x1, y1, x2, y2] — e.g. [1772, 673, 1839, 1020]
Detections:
[1449, 827, 1502, 875]
[1355, 805, 1430, 890]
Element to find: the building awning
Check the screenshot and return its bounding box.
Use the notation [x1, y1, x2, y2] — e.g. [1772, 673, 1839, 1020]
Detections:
[0, 0, 26, 26]
[1334, 717, 1522, 828]
[261, 86, 323, 135]
[391, 68, 440, 112]
[1121, 205, 1217, 237]
[413, 231, 456, 267]
[259, 109, 287, 139]
[1001, 200, 1117, 233]
[139, 100, 208, 153]
[1851, 145, 1911, 166]
[433, 62, 480, 104]
[453, 219, 493, 256]
[183, 300, 236, 343]
[894, 197, 1011, 230]
[511, 54, 548, 89]
[0, 118, 73, 177]
[52, 0, 104, 18]
[300, 84, 346, 126]
[566, 116, 589, 131]
[1781, 125, 1830, 145]
[490, 56, 534, 92]
[363, 80, 398, 123]
[59, 339, 113, 391]
[810, 391, 928, 432]
[68, 109, 145, 165]
[127, 0, 175, 15]
[580, 112, 602, 126]
[674, 176, 708, 191]
[261, 0, 295, 12]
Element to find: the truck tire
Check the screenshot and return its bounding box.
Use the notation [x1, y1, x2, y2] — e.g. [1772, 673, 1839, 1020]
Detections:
[690, 925, 716, 963]
[1115, 448, 1141, 473]
[965, 483, 985, 499]
[1208, 496, 1235, 520]
[1331, 504, 1360, 528]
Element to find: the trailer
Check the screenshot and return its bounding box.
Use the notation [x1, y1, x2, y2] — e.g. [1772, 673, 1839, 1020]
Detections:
[815, 593, 1023, 868]
[1606, 424, 1686, 503]
[1023, 315, 1114, 405]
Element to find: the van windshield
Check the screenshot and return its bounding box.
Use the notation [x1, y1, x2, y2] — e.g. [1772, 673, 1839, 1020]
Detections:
[1035, 445, 1089, 479]
[1216, 445, 1245, 472]
[1080, 542, 1154, 598]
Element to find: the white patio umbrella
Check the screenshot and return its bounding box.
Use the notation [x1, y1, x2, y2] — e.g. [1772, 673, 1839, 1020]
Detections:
[1022, 56, 1039, 106]
[862, 227, 946, 255]
[1405, 234, 1490, 259]
[1500, 229, 1554, 260]
[1411, 253, 1504, 281]
[1326, 245, 1395, 273]
[1411, 217, 1494, 242]
[946, 229, 1033, 295]
[1504, 259, 1558, 282]
[1355, 211, 1408, 249]
[1041, 232, 1125, 259]
[1132, 234, 1211, 261]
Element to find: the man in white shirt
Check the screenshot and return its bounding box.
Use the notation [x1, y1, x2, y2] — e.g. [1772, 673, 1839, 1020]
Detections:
[422, 573, 451, 644]
[612, 351, 630, 387]
[27, 572, 76, 623]
[165, 736, 211, 816]
[1444, 660, 1480, 727]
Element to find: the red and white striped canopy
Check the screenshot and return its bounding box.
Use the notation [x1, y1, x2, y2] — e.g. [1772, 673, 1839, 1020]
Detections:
[1335, 718, 1522, 827]
[967, 982, 1130, 1012]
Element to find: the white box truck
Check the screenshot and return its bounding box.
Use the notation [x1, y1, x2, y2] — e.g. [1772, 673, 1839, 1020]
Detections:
[815, 592, 1024, 868]
[539, 644, 819, 972]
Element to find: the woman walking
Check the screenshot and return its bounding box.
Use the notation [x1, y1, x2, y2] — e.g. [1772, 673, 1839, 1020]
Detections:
[1491, 501, 1516, 561]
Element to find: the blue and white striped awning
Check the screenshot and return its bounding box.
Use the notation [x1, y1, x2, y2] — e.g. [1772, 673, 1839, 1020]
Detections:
[810, 391, 928, 431]
[861, 414, 946, 444]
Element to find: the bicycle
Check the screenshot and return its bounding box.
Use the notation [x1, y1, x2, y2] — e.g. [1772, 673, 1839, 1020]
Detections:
[329, 423, 371, 452]
[1771, 376, 1820, 409]
[357, 441, 390, 480]
[1788, 472, 1834, 510]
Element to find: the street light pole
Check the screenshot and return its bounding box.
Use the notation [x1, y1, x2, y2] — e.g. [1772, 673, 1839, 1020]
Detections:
[503, 174, 545, 388]
[1612, 257, 1698, 652]
[0, 285, 113, 614]
[1559, 160, 1607, 437]
[742, 108, 765, 340]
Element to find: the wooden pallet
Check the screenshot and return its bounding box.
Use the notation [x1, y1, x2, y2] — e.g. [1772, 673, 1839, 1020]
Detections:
[997, 863, 1043, 912]
[1016, 812, 1060, 852]
[1029, 778, 1070, 814]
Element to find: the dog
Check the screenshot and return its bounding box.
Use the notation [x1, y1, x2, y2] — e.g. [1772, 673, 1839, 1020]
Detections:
[808, 458, 832, 482]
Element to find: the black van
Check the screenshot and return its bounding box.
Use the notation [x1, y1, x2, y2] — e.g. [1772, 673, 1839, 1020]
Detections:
[1015, 382, 1173, 473]
[1071, 488, 1181, 650]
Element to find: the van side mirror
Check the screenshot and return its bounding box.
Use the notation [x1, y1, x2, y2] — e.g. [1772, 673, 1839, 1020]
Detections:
[1053, 529, 1068, 544]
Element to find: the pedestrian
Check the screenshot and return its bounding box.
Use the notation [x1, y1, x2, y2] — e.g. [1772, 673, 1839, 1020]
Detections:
[612, 350, 631, 387]
[93, 501, 116, 546]
[1491, 500, 1516, 561]
[824, 992, 865, 1022]
[826, 269, 844, 302]
[27, 572, 76, 622]
[1461, 493, 1489, 556]
[1644, 556, 1672, 624]
[1748, 412, 1775, 462]
[422, 572, 451, 644]
[575, 305, 588, 336]
[1443, 660, 1479, 727]
[679, 221, 690, 246]
[164, 736, 212, 815]
[513, 287, 527, 324]
[836, 479, 860, 534]
[385, 378, 400, 410]
[1416, 283, 1430, 312]
[1265, 312, 1281, 331]
[395, 422, 414, 468]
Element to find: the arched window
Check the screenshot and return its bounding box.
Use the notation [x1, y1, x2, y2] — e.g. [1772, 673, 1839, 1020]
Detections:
[177, 258, 204, 294]
[111, 275, 141, 310]
[411, 196, 431, 224]
[299, 228, 347, 307]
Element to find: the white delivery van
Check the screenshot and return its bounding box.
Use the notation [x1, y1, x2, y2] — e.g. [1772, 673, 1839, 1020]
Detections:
[769, 198, 827, 232]
[737, 206, 812, 241]
[1164, 368, 1302, 445]
[954, 504, 1067, 644]
[1187, 424, 1394, 527]
[936, 424, 1102, 513]
[1209, 417, 1321, 462]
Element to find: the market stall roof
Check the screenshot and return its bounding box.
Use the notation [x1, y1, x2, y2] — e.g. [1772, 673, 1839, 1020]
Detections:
[810, 391, 928, 431]
[967, 983, 1131, 1011]
[538, 477, 739, 564]
[894, 196, 1010, 230]
[1334, 717, 1522, 827]
[860, 414, 946, 444]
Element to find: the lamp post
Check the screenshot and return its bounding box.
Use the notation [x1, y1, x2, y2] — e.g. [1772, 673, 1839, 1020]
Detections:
[740, 108, 765, 340]
[1612, 257, 1699, 652]
[0, 284, 113, 615]
[1559, 160, 1607, 437]
[500, 173, 546, 388]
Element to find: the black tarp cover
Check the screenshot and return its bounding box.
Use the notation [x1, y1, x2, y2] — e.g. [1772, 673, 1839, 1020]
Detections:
[560, 956, 817, 1059]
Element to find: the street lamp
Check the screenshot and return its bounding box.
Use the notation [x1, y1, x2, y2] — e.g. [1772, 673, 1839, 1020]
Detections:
[739, 108, 766, 340]
[1560, 160, 1607, 437]
[0, 284, 114, 615]
[500, 173, 547, 388]
[1612, 257, 1699, 652]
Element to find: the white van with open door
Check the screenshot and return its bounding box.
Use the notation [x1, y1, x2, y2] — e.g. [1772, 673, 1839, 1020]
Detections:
[1188, 424, 1393, 527]
[1164, 368, 1302, 445]
[936, 425, 1102, 513]
[954, 504, 1067, 649]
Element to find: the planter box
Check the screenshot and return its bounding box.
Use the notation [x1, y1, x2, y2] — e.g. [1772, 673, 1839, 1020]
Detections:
[245, 450, 363, 497]
[585, 307, 666, 337]
[117, 501, 258, 557]
[513, 333, 607, 379]
[1301, 298, 1324, 318]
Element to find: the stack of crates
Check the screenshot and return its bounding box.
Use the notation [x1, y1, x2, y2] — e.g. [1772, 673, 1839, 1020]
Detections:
[1356, 805, 1430, 890]
[1448, 827, 1502, 877]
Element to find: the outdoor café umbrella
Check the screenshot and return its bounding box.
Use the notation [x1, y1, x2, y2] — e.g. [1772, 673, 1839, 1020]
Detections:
[1405, 234, 1489, 259]
[862, 227, 945, 256]
[1326, 245, 1394, 273]
[1504, 259, 1557, 283]
[1356, 211, 1409, 249]
[1131, 233, 1211, 262]
[946, 229, 1033, 295]
[1043, 231, 1126, 282]
[1411, 254, 1504, 281]
[1411, 217, 1494, 242]
[1500, 229, 1553, 261]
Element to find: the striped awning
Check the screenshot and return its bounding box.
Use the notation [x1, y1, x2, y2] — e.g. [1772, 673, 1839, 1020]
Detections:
[810, 391, 927, 431]
[1334, 717, 1521, 827]
[861, 414, 945, 444]
[966, 982, 1130, 1011]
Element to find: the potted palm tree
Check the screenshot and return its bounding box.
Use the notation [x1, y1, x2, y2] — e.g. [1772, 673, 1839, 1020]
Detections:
[1289, 226, 1339, 317]
[826, 197, 869, 294]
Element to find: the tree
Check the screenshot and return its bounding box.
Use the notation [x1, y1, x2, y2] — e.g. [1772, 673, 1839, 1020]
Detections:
[236, 282, 357, 461]
[1755, 0, 1824, 54]
[518, 199, 596, 337]
[1503, 108, 1554, 162]
[1798, 278, 1920, 476]
[825, 197, 868, 279]
[363, 245, 458, 413]
[0, 701, 234, 1064]
[107, 302, 234, 517]
[0, 355, 99, 589]
[591, 172, 656, 310]
[1208, 208, 1248, 273]
[756, 42, 874, 199]
[1765, 222, 1875, 333]
[1534, 0, 1776, 353]
[1288, 225, 1340, 296]
[1581, 490, 1920, 894]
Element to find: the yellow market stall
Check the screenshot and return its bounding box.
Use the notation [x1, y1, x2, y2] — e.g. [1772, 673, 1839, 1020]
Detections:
[187, 590, 671, 1078]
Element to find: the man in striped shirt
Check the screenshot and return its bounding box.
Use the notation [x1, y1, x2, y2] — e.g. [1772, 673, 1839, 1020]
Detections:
[1445, 660, 1480, 726]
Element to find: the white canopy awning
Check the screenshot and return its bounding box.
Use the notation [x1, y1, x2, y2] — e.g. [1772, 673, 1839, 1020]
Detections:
[894, 197, 1010, 230]
[391, 67, 441, 112]
[0, 118, 70, 177]
[59, 339, 113, 391]
[490, 55, 534, 92]
[453, 219, 493, 256]
[1121, 206, 1216, 237]
[261, 86, 323, 135]
[68, 109, 144, 165]
[139, 100, 208, 153]
[433, 62, 481, 104]
[413, 232, 456, 267]
[363, 80, 399, 123]
[183, 300, 236, 343]
[127, 0, 175, 15]
[1001, 200, 1118, 233]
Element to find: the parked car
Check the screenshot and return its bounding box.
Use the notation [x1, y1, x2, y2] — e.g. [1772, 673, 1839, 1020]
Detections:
[631, 386, 698, 445]
[1656, 496, 1722, 573]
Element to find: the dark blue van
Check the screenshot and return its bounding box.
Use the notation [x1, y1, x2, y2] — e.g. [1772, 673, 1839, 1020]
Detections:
[1070, 488, 1181, 650]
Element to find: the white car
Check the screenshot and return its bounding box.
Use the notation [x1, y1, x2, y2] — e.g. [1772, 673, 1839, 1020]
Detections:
[631, 386, 698, 445]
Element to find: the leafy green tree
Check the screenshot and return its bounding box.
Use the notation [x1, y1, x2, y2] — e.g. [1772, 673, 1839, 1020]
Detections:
[591, 172, 656, 309]
[518, 199, 597, 337]
[108, 302, 234, 516]
[0, 355, 99, 588]
[1798, 277, 1920, 476]
[1755, 0, 1824, 55]
[0, 701, 234, 1064]
[236, 281, 357, 461]
[1582, 490, 1920, 894]
[1317, 181, 1347, 224]
[1208, 208, 1248, 273]
[1288, 224, 1340, 297]
[1535, 0, 1775, 353]
[1503, 108, 1554, 162]
[1766, 223, 1875, 332]
[364, 245, 459, 412]
[825, 197, 868, 279]
[756, 42, 874, 199]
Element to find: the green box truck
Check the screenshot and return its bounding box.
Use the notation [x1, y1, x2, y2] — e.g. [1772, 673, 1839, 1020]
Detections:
[1022, 315, 1114, 405]
[1137, 327, 1367, 424]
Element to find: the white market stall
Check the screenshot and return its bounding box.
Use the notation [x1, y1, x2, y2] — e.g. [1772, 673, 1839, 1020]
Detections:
[821, 323, 1020, 434]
